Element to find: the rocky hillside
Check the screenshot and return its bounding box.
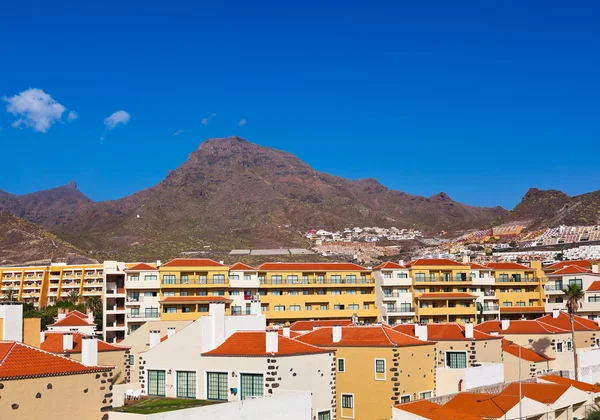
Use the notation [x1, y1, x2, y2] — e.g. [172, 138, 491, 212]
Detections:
[0, 137, 508, 260]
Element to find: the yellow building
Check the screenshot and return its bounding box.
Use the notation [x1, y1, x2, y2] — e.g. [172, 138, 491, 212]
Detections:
[296, 323, 436, 420]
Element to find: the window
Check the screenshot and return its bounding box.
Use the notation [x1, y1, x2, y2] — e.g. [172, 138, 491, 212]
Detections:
[317, 289, 326, 295]
[129, 354, 135, 368]
[375, 359, 386, 380]
[334, 304, 345, 310]
[420, 302, 428, 309]
[400, 395, 410, 403]
[346, 275, 356, 284]
[503, 302, 513, 307]
[182, 306, 191, 313]
[305, 304, 312, 311]
[331, 275, 342, 284]
[360, 275, 367, 283]
[232, 306, 242, 315]
[163, 275, 176, 284]
[259, 275, 265, 284]
[516, 301, 525, 307]
[338, 358, 345, 372]
[271, 275, 282, 284]
[163, 291, 175, 297]
[567, 341, 572, 351]
[512, 274, 521, 282]
[177, 371, 196, 398]
[331, 290, 341, 295]
[289, 290, 298, 296]
[556, 342, 564, 352]
[363, 303, 369, 310]
[348, 304, 359, 310]
[240, 373, 263, 400]
[198, 275, 207, 284]
[213, 274, 225, 284]
[130, 291, 139, 301]
[320, 304, 328, 310]
[513, 288, 522, 293]
[499, 274, 509, 282]
[261, 304, 268, 312]
[199, 305, 209, 312]
[145, 308, 159, 318]
[302, 290, 309, 295]
[302, 275, 309, 283]
[397, 272, 408, 278]
[148, 370, 166, 396]
[459, 302, 469, 308]
[181, 275, 189, 284]
[317, 411, 331, 420]
[213, 290, 225, 296]
[589, 296, 600, 303]
[129, 275, 139, 281]
[164, 307, 176, 313]
[317, 275, 325, 284]
[415, 273, 425, 282]
[346, 290, 357, 295]
[274, 305, 285, 312]
[341, 394, 353, 409]
[289, 305, 301, 312]
[456, 288, 467, 293]
[272, 290, 282, 296]
[384, 272, 392, 279]
[207, 372, 228, 400]
[400, 303, 412, 312]
[180, 291, 188, 297]
[144, 275, 157, 281]
[287, 275, 299, 284]
[244, 274, 252, 281]
[419, 391, 432, 399]
[446, 352, 467, 368]
[569, 279, 583, 289]
[230, 290, 240, 296]
[229, 274, 239, 280]
[415, 288, 426, 293]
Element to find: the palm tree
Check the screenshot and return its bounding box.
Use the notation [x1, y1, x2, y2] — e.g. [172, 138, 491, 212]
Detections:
[67, 290, 80, 305]
[86, 295, 101, 314]
[4, 287, 17, 302]
[564, 283, 585, 381]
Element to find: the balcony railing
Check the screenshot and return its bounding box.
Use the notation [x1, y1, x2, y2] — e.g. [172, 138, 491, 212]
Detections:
[162, 278, 228, 285]
[496, 277, 539, 283]
[483, 305, 500, 311]
[415, 277, 470, 282]
[544, 285, 564, 292]
[260, 278, 374, 285]
[127, 312, 160, 319]
[386, 306, 415, 313]
[383, 291, 412, 298]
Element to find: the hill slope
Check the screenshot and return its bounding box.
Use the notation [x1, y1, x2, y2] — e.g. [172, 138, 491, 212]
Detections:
[0, 137, 507, 259]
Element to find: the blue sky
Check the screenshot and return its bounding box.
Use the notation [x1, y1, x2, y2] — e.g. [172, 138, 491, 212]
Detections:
[1, 1, 598, 209]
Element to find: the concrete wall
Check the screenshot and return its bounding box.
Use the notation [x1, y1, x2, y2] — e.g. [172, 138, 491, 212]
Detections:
[503, 352, 552, 382]
[0, 371, 113, 420]
[109, 391, 311, 420]
[23, 318, 41, 348]
[68, 350, 130, 384]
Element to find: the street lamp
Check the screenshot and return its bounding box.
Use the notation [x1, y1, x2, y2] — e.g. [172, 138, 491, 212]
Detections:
[508, 338, 534, 420]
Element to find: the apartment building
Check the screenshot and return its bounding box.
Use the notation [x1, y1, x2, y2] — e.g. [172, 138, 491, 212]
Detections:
[103, 261, 128, 344]
[296, 323, 437, 420]
[0, 263, 104, 308]
[545, 262, 600, 318]
[123, 263, 161, 336]
[373, 261, 414, 325]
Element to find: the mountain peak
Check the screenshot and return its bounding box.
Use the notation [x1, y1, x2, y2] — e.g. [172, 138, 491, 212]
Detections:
[66, 180, 78, 189]
[432, 192, 452, 201]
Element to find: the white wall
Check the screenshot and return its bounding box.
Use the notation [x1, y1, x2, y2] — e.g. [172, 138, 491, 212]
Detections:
[0, 303, 23, 341]
[109, 391, 311, 420]
[435, 364, 504, 396]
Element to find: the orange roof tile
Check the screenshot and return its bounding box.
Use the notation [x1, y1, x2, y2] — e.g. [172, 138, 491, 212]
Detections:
[546, 260, 592, 271]
[444, 393, 520, 418]
[417, 292, 476, 300]
[277, 329, 302, 339]
[202, 331, 332, 357]
[588, 281, 600, 292]
[537, 311, 600, 331]
[540, 374, 600, 393]
[549, 265, 593, 276]
[289, 319, 353, 332]
[0, 341, 112, 380]
[500, 382, 569, 404]
[499, 306, 545, 314]
[126, 263, 157, 271]
[160, 296, 232, 304]
[229, 262, 257, 271]
[502, 339, 553, 362]
[393, 323, 500, 341]
[486, 262, 532, 270]
[469, 263, 489, 270]
[68, 310, 89, 320]
[476, 319, 567, 335]
[395, 400, 481, 420]
[49, 312, 95, 327]
[405, 258, 466, 267]
[161, 258, 225, 268]
[295, 325, 435, 347]
[41, 332, 129, 354]
[257, 262, 369, 271]
[373, 261, 405, 270]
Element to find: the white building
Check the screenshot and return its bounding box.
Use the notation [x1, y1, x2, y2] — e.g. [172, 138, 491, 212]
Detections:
[373, 261, 414, 325]
[123, 263, 161, 336]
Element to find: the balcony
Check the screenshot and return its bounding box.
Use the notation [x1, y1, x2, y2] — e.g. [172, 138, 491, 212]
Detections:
[496, 277, 539, 283]
[162, 278, 229, 286]
[382, 291, 413, 300]
[260, 278, 374, 286]
[385, 306, 415, 316]
[414, 276, 470, 283]
[380, 276, 412, 287]
[126, 312, 160, 319]
[471, 276, 495, 286]
[483, 305, 500, 313]
[544, 284, 565, 295]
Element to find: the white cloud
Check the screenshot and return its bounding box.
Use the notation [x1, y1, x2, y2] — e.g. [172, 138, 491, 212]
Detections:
[67, 111, 79, 121]
[3, 88, 67, 133]
[104, 110, 130, 129]
[201, 112, 216, 127]
[173, 129, 183, 136]
[239, 118, 247, 127]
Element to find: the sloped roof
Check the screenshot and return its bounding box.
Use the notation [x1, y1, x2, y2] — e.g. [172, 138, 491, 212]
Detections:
[501, 382, 570, 404]
[49, 312, 95, 327]
[289, 319, 354, 332]
[545, 260, 592, 271]
[41, 332, 129, 354]
[68, 310, 89, 320]
[161, 258, 225, 268]
[502, 339, 554, 363]
[405, 258, 466, 267]
[373, 261, 405, 270]
[295, 325, 435, 347]
[126, 263, 158, 271]
[394, 400, 481, 420]
[540, 374, 600, 393]
[475, 319, 567, 335]
[229, 263, 257, 271]
[485, 262, 532, 270]
[444, 393, 520, 418]
[0, 341, 112, 380]
[257, 262, 369, 271]
[537, 311, 600, 331]
[549, 265, 592, 276]
[202, 331, 331, 357]
[469, 263, 489, 270]
[393, 323, 500, 341]
[588, 281, 600, 292]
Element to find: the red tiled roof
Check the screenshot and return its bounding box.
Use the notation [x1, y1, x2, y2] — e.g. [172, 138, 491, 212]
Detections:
[41, 332, 129, 354]
[289, 319, 353, 332]
[0, 341, 112, 380]
[444, 393, 520, 418]
[502, 339, 553, 363]
[295, 325, 435, 347]
[373, 261, 405, 270]
[469, 263, 489, 270]
[545, 260, 592, 271]
[257, 262, 369, 271]
[126, 263, 157, 271]
[475, 319, 567, 335]
[485, 262, 532, 270]
[537, 311, 600, 331]
[405, 258, 466, 267]
[540, 374, 600, 393]
[277, 329, 302, 339]
[393, 323, 500, 341]
[229, 262, 257, 271]
[68, 310, 89, 320]
[549, 265, 592, 276]
[417, 293, 476, 300]
[161, 258, 225, 268]
[500, 306, 545, 314]
[395, 400, 481, 420]
[202, 331, 332, 357]
[160, 296, 232, 304]
[588, 281, 600, 292]
[49, 312, 95, 327]
[501, 382, 569, 404]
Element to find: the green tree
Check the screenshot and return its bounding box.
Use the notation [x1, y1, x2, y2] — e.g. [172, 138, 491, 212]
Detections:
[585, 403, 600, 419]
[86, 296, 103, 330]
[564, 283, 585, 381]
[66, 290, 80, 304]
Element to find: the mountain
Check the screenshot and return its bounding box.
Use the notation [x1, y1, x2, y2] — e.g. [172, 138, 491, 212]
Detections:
[0, 212, 96, 265]
[498, 188, 600, 228]
[0, 137, 507, 260]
